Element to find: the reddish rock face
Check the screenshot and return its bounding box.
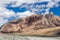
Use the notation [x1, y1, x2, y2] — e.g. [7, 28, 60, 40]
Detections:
[0, 13, 60, 36]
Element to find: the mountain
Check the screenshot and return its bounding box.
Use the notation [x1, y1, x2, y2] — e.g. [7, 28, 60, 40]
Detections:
[0, 13, 60, 36]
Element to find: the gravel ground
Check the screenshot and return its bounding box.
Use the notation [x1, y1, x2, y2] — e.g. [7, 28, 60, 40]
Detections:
[0, 34, 60, 40]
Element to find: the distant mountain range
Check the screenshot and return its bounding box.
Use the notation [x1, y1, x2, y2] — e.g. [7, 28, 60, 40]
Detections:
[0, 12, 60, 36]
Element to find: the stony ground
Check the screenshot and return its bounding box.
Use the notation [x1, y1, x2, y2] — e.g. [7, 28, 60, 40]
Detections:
[0, 34, 60, 40]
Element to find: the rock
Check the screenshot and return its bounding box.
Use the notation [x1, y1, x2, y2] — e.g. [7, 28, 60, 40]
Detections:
[1, 23, 22, 33]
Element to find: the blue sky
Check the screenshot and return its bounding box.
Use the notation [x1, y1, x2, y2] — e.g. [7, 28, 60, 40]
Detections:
[0, 0, 60, 27]
[6, 1, 60, 16]
[50, 6, 60, 16]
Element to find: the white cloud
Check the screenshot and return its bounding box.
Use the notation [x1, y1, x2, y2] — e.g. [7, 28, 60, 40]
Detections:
[44, 8, 50, 14]
[0, 18, 8, 27]
[10, 0, 60, 7]
[0, 0, 60, 7]
[0, 7, 15, 18]
[0, 0, 17, 7]
[0, 0, 51, 7]
[4, 10, 15, 17]
[54, 0, 60, 2]
[0, 0, 59, 8]
[17, 11, 34, 18]
[47, 1, 55, 8]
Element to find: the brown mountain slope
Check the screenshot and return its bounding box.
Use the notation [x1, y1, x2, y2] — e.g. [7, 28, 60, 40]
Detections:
[0, 13, 60, 36]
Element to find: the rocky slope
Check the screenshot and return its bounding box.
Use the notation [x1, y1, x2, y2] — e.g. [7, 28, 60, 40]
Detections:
[0, 13, 60, 36]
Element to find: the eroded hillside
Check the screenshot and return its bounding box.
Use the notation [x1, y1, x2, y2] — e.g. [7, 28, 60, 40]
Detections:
[0, 13, 60, 36]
